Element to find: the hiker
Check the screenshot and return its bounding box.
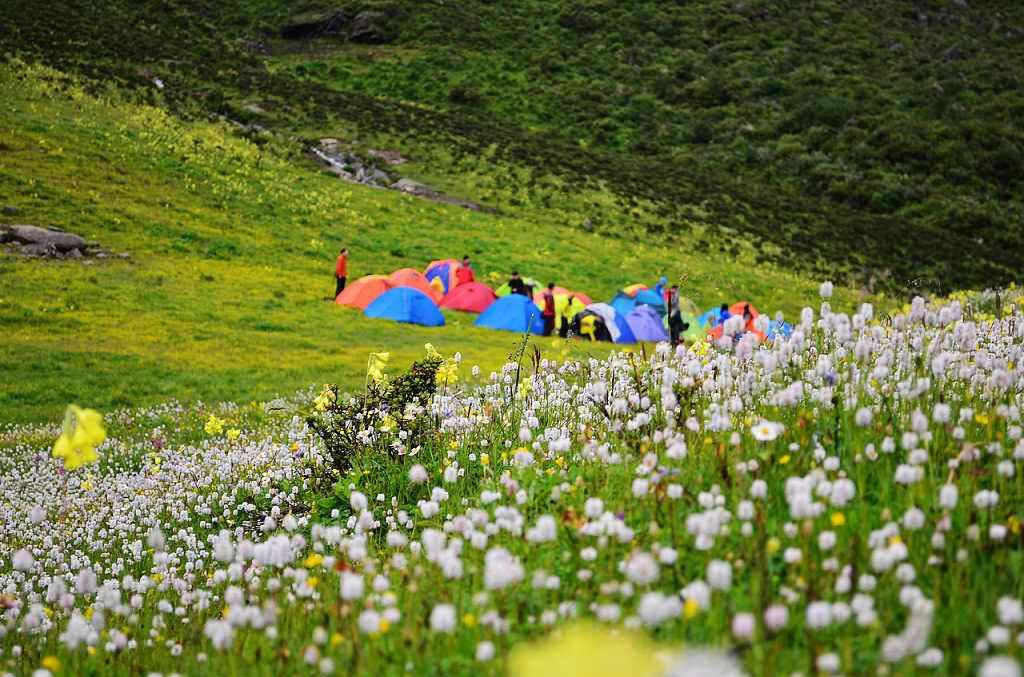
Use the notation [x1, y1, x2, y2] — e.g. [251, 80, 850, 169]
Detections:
[334, 247, 348, 298]
[508, 271, 526, 296]
[541, 283, 557, 336]
[559, 295, 575, 338]
[717, 302, 731, 326]
[455, 255, 475, 286]
[667, 284, 685, 345]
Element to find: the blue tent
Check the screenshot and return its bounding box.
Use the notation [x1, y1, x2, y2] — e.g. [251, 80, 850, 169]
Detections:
[766, 320, 793, 340]
[609, 292, 638, 318]
[699, 306, 730, 328]
[364, 287, 445, 327]
[634, 289, 666, 315]
[475, 294, 544, 334]
[625, 305, 669, 342]
[613, 313, 637, 344]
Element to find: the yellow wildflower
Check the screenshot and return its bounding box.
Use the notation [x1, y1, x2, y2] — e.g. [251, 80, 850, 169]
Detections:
[204, 414, 224, 436]
[52, 405, 105, 471]
[303, 553, 324, 568]
[766, 537, 781, 555]
[330, 632, 344, 647]
[366, 352, 390, 384]
[1008, 516, 1021, 535]
[683, 598, 701, 620]
[778, 455, 791, 465]
[462, 613, 477, 628]
[480, 453, 490, 466]
[424, 343, 441, 359]
[831, 512, 846, 527]
[41, 656, 60, 672]
[306, 577, 319, 589]
[378, 618, 391, 633]
[975, 413, 990, 425]
[80, 474, 94, 491]
[436, 360, 459, 386]
[226, 428, 241, 442]
[509, 622, 660, 677]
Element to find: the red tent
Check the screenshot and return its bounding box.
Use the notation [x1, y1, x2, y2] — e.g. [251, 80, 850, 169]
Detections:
[388, 268, 443, 303]
[440, 281, 498, 313]
[335, 275, 393, 309]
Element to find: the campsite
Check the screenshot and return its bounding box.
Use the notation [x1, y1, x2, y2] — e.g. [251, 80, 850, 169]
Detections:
[1, 1, 1023, 676]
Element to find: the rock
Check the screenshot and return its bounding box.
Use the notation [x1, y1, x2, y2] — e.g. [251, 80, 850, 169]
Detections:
[67, 248, 83, 259]
[2, 206, 18, 216]
[392, 178, 430, 194]
[367, 149, 407, 165]
[349, 11, 389, 44]
[264, 398, 288, 412]
[281, 9, 347, 39]
[1, 225, 87, 252]
[20, 243, 57, 257]
[243, 103, 266, 115]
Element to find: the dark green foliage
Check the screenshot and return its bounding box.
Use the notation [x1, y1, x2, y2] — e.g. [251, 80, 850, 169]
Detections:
[2, 0, 1023, 293]
[306, 356, 441, 474]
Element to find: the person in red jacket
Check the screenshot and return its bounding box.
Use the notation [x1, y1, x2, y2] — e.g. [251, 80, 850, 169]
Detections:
[334, 247, 348, 298]
[541, 282, 557, 336]
[455, 255, 475, 287]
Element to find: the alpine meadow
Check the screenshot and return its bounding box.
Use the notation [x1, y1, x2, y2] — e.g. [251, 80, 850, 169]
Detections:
[0, 1, 1023, 676]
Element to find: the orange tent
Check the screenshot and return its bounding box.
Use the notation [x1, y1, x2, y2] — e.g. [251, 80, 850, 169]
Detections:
[336, 275, 393, 309]
[388, 268, 443, 303]
[709, 316, 766, 343]
[729, 301, 760, 318]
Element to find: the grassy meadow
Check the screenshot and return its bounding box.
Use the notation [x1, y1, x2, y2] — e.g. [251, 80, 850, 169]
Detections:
[0, 61, 858, 424]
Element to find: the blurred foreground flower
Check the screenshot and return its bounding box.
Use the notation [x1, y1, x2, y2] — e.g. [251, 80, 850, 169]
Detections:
[52, 405, 105, 470]
[367, 352, 390, 384]
[751, 421, 784, 442]
[508, 622, 660, 677]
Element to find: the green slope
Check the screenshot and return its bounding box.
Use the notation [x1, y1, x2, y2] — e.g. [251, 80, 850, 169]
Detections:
[1, 0, 1022, 292]
[0, 62, 849, 423]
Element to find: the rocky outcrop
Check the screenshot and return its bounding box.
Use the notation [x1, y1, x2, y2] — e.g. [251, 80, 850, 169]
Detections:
[0, 224, 126, 260]
[280, 8, 393, 43]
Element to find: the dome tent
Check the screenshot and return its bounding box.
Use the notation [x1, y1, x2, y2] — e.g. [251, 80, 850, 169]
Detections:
[424, 259, 458, 295]
[475, 294, 544, 334]
[440, 282, 497, 313]
[335, 275, 393, 309]
[495, 277, 542, 297]
[364, 287, 445, 327]
[625, 305, 669, 343]
[388, 268, 442, 303]
[613, 314, 637, 344]
[609, 292, 637, 318]
[633, 289, 666, 315]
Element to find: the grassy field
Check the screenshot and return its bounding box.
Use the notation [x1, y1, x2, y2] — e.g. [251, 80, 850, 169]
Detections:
[0, 61, 858, 424]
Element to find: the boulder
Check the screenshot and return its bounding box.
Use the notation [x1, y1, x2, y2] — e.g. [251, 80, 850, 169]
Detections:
[280, 10, 347, 39]
[1, 225, 87, 252]
[349, 11, 389, 44]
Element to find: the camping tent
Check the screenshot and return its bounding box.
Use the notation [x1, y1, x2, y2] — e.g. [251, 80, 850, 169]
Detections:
[609, 292, 637, 318]
[335, 275, 393, 309]
[634, 289, 666, 315]
[475, 294, 544, 334]
[570, 310, 613, 342]
[766, 320, 793, 341]
[364, 287, 445, 327]
[613, 314, 637, 344]
[532, 287, 594, 307]
[729, 301, 760, 318]
[699, 306, 731, 328]
[389, 268, 443, 303]
[424, 259, 458, 295]
[622, 283, 648, 298]
[440, 282, 497, 313]
[679, 311, 705, 344]
[625, 305, 669, 343]
[586, 303, 621, 342]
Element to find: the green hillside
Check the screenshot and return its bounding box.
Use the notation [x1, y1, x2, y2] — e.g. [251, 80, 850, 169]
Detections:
[0, 62, 843, 423]
[1, 0, 1021, 291]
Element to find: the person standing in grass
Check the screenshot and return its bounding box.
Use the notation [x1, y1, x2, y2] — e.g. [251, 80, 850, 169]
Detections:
[455, 255, 475, 287]
[666, 284, 685, 346]
[542, 282, 557, 336]
[508, 271, 525, 296]
[334, 247, 348, 298]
